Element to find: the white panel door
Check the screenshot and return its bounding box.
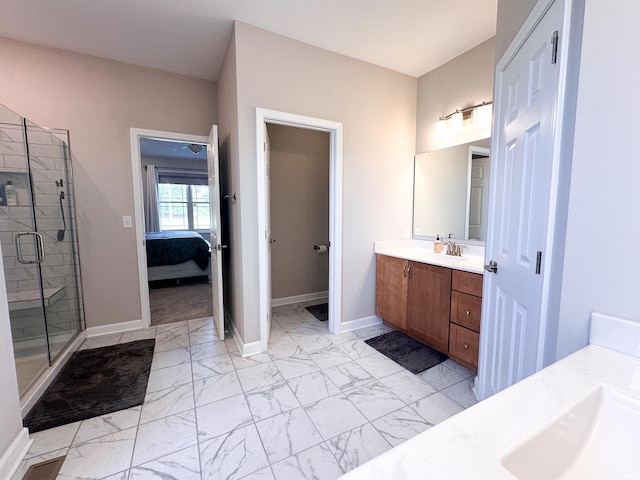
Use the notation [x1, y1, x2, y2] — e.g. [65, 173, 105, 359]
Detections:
[468, 154, 490, 241]
[479, 0, 563, 398]
[264, 124, 272, 343]
[207, 125, 224, 340]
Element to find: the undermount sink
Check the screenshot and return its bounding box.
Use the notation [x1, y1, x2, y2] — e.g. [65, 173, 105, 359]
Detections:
[502, 385, 640, 479]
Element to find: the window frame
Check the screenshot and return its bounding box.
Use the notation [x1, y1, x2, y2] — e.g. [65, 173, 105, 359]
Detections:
[157, 174, 210, 232]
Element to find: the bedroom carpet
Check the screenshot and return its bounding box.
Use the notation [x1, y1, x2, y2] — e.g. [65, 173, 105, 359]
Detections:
[149, 279, 213, 325]
[365, 330, 448, 374]
[23, 339, 155, 433]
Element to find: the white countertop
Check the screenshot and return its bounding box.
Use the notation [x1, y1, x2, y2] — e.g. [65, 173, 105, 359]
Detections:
[341, 313, 640, 479]
[374, 240, 485, 274]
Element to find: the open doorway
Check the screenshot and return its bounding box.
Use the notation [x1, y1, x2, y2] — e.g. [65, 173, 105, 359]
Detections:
[267, 123, 330, 332]
[256, 109, 343, 353]
[130, 128, 219, 328]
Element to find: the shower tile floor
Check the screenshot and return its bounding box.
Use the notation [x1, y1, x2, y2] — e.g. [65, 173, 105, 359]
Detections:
[13, 301, 478, 480]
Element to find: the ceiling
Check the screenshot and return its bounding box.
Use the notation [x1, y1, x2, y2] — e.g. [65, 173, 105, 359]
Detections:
[0, 0, 497, 81]
[140, 138, 207, 160]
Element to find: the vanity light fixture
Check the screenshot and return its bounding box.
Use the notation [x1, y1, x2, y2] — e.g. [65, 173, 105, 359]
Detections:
[436, 101, 493, 138]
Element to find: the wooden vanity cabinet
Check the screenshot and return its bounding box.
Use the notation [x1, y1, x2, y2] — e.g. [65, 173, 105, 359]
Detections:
[376, 255, 452, 353]
[406, 263, 452, 353]
[376, 254, 484, 372]
[448, 270, 483, 371]
[375, 255, 408, 330]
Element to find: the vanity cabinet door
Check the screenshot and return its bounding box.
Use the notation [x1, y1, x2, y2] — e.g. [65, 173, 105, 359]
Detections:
[450, 291, 482, 332]
[452, 270, 483, 297]
[375, 255, 408, 330]
[406, 262, 452, 352]
[449, 323, 480, 369]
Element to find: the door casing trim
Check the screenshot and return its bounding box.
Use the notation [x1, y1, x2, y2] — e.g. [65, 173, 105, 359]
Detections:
[129, 128, 209, 328]
[256, 108, 343, 352]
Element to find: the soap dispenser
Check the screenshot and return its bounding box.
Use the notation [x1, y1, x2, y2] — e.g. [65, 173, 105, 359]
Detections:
[5, 181, 17, 206]
[434, 234, 443, 253]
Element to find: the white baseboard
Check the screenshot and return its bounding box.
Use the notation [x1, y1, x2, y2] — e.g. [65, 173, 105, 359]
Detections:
[271, 291, 328, 307]
[339, 315, 382, 333]
[85, 319, 145, 338]
[20, 332, 86, 417]
[0, 428, 31, 480]
[227, 316, 264, 358]
[241, 339, 263, 357]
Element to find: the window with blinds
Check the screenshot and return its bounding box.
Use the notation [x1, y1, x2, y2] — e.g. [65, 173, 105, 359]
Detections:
[157, 169, 210, 231]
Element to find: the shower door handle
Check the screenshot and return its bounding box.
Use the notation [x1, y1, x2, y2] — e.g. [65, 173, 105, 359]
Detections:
[15, 232, 46, 264]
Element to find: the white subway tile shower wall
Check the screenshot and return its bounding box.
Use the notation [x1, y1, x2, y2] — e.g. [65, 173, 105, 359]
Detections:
[0, 123, 83, 349]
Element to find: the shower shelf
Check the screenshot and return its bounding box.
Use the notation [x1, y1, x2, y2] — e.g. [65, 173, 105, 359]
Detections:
[7, 286, 66, 311]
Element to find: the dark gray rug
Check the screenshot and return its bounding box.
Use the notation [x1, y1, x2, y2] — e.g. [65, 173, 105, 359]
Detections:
[23, 339, 155, 433]
[365, 330, 448, 374]
[305, 303, 328, 321]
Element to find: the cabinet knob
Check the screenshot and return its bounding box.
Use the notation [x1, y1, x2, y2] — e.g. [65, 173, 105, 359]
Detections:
[463, 343, 470, 349]
[465, 310, 471, 316]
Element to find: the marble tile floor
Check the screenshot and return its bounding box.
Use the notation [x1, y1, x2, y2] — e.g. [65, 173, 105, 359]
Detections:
[13, 301, 478, 480]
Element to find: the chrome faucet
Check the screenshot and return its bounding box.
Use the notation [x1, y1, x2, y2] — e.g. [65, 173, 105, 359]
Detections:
[446, 242, 464, 256]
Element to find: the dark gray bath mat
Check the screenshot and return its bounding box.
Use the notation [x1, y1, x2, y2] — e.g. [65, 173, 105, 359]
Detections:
[23, 339, 155, 433]
[305, 303, 328, 321]
[365, 330, 447, 374]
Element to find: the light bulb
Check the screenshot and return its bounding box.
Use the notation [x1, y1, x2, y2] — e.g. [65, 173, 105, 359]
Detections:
[476, 104, 493, 129]
[449, 111, 463, 132]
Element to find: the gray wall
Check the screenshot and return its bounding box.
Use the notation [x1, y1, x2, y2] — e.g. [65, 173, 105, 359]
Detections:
[0, 37, 217, 329]
[268, 124, 330, 300]
[416, 37, 495, 154]
[495, 0, 538, 61]
[216, 28, 242, 337]
[228, 22, 417, 342]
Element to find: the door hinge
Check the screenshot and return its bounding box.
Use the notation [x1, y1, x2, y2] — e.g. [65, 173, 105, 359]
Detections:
[551, 30, 559, 64]
[535, 251, 542, 274]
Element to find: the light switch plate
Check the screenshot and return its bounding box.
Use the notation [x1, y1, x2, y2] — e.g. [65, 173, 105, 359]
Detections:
[122, 216, 133, 228]
[403, 228, 410, 239]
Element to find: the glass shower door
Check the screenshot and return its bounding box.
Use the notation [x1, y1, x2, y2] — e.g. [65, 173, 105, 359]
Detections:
[24, 120, 83, 362]
[0, 107, 50, 396]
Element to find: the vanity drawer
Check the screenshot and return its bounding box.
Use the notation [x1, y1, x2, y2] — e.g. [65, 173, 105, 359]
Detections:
[452, 270, 483, 297]
[449, 323, 479, 371]
[450, 291, 482, 332]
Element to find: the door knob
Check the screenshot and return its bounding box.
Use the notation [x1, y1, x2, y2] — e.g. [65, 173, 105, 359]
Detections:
[484, 260, 498, 273]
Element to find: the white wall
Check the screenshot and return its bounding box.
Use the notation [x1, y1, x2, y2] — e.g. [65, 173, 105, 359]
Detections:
[556, 0, 640, 359]
[227, 22, 416, 343]
[0, 243, 23, 468]
[0, 37, 217, 328]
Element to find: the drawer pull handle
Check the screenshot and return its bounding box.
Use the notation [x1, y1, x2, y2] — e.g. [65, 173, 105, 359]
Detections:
[463, 343, 470, 349]
[465, 310, 471, 316]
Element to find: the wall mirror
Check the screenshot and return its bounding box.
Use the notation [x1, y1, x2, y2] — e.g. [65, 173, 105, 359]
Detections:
[413, 137, 491, 243]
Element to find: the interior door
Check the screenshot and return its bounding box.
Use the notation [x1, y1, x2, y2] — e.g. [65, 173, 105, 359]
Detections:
[478, 0, 563, 399]
[468, 154, 490, 240]
[207, 125, 224, 340]
[264, 124, 272, 343]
